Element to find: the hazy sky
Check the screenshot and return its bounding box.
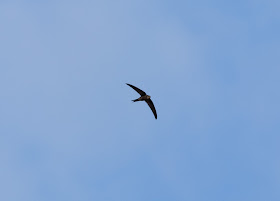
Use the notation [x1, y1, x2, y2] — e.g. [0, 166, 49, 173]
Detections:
[1, 1, 280, 201]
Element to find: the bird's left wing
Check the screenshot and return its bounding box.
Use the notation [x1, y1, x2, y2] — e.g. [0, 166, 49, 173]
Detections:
[145, 99, 157, 119]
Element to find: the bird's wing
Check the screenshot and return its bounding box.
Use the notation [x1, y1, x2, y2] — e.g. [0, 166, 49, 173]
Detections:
[126, 83, 146, 96]
[145, 99, 157, 119]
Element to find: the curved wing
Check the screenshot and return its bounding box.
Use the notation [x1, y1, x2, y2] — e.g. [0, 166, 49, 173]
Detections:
[145, 99, 157, 119]
[126, 83, 146, 96]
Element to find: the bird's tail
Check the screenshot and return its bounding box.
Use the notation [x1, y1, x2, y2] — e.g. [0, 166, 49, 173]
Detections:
[132, 98, 139, 102]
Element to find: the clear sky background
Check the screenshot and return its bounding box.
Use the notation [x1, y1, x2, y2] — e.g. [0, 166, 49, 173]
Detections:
[1, 1, 280, 201]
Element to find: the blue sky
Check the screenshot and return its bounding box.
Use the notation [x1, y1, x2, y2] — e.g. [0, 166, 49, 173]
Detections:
[1, 1, 280, 201]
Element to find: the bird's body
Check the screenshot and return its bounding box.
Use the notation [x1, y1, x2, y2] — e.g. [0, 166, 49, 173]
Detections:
[126, 83, 157, 119]
[132, 95, 151, 102]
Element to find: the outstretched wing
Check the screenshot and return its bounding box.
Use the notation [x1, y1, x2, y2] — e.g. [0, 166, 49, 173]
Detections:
[145, 99, 157, 119]
[126, 83, 146, 96]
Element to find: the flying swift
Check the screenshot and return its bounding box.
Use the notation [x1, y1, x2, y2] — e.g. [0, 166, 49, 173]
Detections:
[126, 83, 157, 119]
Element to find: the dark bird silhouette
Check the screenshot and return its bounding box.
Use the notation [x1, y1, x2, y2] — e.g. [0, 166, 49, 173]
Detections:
[126, 83, 157, 119]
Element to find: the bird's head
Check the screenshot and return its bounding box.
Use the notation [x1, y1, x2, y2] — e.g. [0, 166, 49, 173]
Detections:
[147, 95, 151, 99]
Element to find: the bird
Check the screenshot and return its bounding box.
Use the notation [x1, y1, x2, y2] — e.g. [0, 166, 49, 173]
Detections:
[126, 83, 157, 119]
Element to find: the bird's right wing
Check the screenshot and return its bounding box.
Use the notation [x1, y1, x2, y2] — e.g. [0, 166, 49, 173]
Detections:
[145, 99, 157, 119]
[126, 83, 146, 96]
